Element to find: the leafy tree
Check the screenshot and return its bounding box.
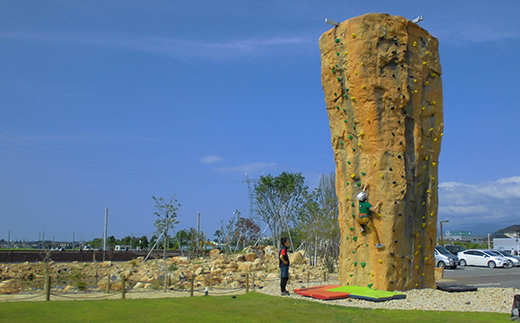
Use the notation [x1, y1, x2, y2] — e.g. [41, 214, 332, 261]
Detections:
[152, 195, 181, 259]
[138, 235, 149, 249]
[255, 172, 306, 249]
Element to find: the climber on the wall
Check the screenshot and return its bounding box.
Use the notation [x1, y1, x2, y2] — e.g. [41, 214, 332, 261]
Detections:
[357, 183, 384, 249]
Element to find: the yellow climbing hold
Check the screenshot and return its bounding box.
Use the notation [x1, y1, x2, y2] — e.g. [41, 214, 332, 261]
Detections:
[425, 81, 430, 86]
[378, 259, 383, 264]
[422, 223, 427, 228]
[431, 212, 434, 216]
[432, 73, 437, 77]
[422, 202, 425, 205]
[426, 190, 430, 193]
[422, 273, 425, 276]
[432, 100, 437, 105]
[366, 118, 370, 123]
[429, 128, 434, 132]
[351, 173, 356, 179]
[416, 233, 420, 237]
[359, 132, 365, 137]
[415, 265, 419, 270]
[345, 52, 349, 55]
[424, 156, 429, 161]
[413, 41, 417, 47]
[423, 61, 427, 65]
[422, 106, 425, 111]
[424, 257, 429, 261]
[352, 33, 356, 38]
[441, 133, 444, 137]
[418, 245, 422, 249]
[415, 283, 419, 287]
[351, 97, 356, 101]
[434, 138, 438, 142]
[361, 62, 364, 66]
[373, 162, 376, 166]
[414, 90, 418, 94]
[413, 79, 417, 83]
[425, 51, 429, 55]
[432, 162, 437, 167]
[380, 174, 384, 178]
[420, 145, 424, 149]
[354, 71, 358, 75]
[357, 143, 361, 147]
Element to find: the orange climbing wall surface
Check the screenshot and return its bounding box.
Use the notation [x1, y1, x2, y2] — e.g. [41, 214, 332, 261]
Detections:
[319, 13, 443, 291]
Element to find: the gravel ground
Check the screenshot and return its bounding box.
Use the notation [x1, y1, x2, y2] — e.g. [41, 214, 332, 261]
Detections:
[256, 275, 517, 314]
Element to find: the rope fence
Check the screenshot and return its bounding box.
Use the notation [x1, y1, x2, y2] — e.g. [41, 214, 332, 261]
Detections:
[0, 268, 336, 302]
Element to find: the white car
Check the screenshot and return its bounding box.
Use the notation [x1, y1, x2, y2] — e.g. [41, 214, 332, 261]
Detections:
[491, 250, 520, 267]
[457, 249, 509, 268]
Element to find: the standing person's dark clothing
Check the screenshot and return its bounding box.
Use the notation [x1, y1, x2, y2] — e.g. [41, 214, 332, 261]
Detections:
[279, 237, 290, 295]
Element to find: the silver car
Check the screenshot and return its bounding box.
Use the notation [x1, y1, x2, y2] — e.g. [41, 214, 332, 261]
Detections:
[435, 245, 458, 269]
[491, 250, 520, 267]
[457, 249, 508, 268]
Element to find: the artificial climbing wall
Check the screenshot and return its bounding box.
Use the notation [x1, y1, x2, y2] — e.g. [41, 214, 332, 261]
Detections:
[319, 13, 443, 291]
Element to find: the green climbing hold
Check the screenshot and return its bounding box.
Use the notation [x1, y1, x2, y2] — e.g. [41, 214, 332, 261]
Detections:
[361, 172, 366, 176]
[340, 141, 344, 145]
[361, 262, 366, 268]
[337, 77, 342, 82]
[336, 52, 340, 56]
[336, 106, 340, 110]
[353, 236, 358, 241]
[335, 38, 340, 43]
[352, 250, 356, 254]
[334, 92, 337, 96]
[347, 161, 351, 164]
[350, 274, 353, 277]
[351, 202, 355, 207]
[353, 262, 357, 266]
[353, 125, 356, 130]
[346, 182, 349, 185]
[352, 214, 356, 218]
[356, 182, 361, 187]
[343, 109, 346, 113]
[332, 69, 336, 73]
[349, 227, 354, 231]
[348, 135, 353, 139]
[352, 148, 356, 152]
[344, 120, 348, 123]
[367, 283, 373, 288]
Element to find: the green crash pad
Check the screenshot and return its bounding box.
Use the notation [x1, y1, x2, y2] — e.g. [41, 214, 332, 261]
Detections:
[327, 286, 406, 302]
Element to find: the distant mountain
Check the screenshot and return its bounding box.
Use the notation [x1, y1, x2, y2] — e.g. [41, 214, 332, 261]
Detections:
[497, 225, 520, 234]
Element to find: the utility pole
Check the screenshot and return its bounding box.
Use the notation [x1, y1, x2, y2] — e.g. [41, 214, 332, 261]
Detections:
[197, 212, 201, 252]
[7, 230, 10, 251]
[103, 208, 108, 261]
[41, 231, 45, 250]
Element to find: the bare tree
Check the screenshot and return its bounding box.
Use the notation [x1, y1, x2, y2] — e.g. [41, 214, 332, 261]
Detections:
[152, 195, 181, 260]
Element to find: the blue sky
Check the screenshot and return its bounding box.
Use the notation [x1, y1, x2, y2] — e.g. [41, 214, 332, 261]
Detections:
[1, 1, 519, 242]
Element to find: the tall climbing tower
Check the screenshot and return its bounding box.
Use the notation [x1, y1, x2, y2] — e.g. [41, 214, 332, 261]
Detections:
[320, 13, 443, 290]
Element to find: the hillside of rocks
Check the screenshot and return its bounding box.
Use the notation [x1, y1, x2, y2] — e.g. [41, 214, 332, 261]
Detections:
[0, 247, 328, 294]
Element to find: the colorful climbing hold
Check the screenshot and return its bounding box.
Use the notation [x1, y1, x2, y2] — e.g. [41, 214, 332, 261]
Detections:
[353, 236, 358, 241]
[340, 141, 344, 145]
[351, 33, 356, 38]
[360, 262, 366, 268]
[413, 41, 417, 47]
[378, 259, 383, 264]
[422, 223, 427, 227]
[356, 182, 361, 187]
[367, 283, 373, 288]
[335, 38, 340, 43]
[353, 261, 357, 266]
[349, 227, 354, 231]
[351, 173, 356, 179]
[352, 250, 356, 254]
[361, 172, 366, 176]
[348, 135, 353, 139]
[347, 161, 351, 165]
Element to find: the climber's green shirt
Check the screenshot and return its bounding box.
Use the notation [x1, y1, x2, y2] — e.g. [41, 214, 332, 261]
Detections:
[359, 201, 372, 217]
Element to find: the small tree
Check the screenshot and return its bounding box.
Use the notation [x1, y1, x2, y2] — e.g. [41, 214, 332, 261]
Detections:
[255, 172, 306, 249]
[152, 195, 181, 259]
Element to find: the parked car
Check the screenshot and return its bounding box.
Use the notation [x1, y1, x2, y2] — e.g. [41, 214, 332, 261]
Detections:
[435, 245, 458, 269]
[444, 244, 465, 255]
[457, 249, 508, 268]
[491, 250, 520, 267]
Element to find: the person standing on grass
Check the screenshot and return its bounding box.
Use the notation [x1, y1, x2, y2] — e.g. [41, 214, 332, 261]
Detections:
[279, 237, 290, 296]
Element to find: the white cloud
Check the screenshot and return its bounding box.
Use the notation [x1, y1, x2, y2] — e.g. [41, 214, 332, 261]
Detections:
[215, 162, 276, 174]
[201, 155, 224, 164]
[438, 176, 520, 232]
[0, 30, 311, 61]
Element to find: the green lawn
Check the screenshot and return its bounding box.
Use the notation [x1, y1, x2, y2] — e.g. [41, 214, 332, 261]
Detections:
[0, 292, 509, 323]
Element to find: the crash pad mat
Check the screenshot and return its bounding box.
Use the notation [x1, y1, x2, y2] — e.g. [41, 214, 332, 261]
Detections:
[293, 285, 347, 300]
[327, 286, 407, 302]
[436, 282, 478, 292]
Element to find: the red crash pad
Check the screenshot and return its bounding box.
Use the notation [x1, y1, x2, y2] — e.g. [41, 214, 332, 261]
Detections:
[293, 285, 349, 300]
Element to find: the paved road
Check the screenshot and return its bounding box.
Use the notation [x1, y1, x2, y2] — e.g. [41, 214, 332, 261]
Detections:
[443, 265, 520, 288]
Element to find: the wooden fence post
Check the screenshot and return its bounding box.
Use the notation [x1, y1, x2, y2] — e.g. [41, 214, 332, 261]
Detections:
[246, 272, 249, 293]
[44, 274, 51, 301]
[190, 276, 194, 297]
[106, 274, 111, 294]
[121, 275, 126, 299]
